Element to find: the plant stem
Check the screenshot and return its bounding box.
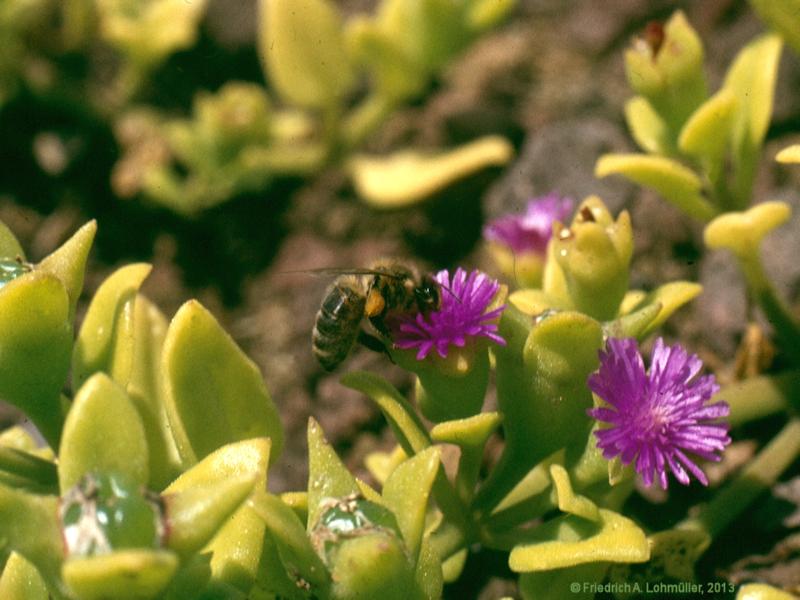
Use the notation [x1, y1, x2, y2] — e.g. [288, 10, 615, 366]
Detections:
[680, 418, 800, 539]
[738, 253, 800, 365]
[430, 519, 468, 562]
[480, 490, 554, 535]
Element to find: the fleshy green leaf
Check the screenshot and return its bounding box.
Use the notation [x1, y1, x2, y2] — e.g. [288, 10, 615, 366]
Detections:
[161, 301, 283, 466]
[737, 583, 798, 600]
[610, 281, 702, 339]
[164, 437, 270, 492]
[415, 534, 444, 599]
[605, 302, 662, 340]
[365, 445, 407, 485]
[548, 465, 599, 522]
[164, 438, 270, 576]
[431, 413, 502, 504]
[127, 294, 183, 490]
[37, 220, 96, 322]
[595, 154, 716, 221]
[164, 473, 259, 558]
[0, 426, 53, 458]
[678, 89, 738, 173]
[0, 485, 63, 595]
[748, 0, 800, 55]
[704, 201, 791, 258]
[350, 136, 513, 208]
[467, 0, 516, 32]
[508, 289, 568, 316]
[356, 478, 383, 504]
[0, 272, 72, 448]
[520, 311, 603, 458]
[306, 417, 359, 529]
[371, 0, 466, 73]
[95, 0, 208, 69]
[248, 491, 331, 596]
[163, 439, 268, 578]
[440, 548, 467, 584]
[475, 308, 601, 515]
[0, 220, 24, 259]
[169, 437, 270, 593]
[430, 413, 502, 448]
[341, 371, 431, 456]
[280, 491, 309, 524]
[62, 550, 179, 600]
[251, 535, 304, 600]
[776, 144, 800, 164]
[508, 508, 649, 572]
[59, 373, 149, 493]
[724, 33, 783, 157]
[0, 552, 49, 600]
[625, 96, 671, 155]
[72, 263, 152, 391]
[345, 19, 426, 101]
[382, 447, 440, 561]
[257, 0, 354, 108]
[723, 33, 783, 207]
[202, 507, 266, 593]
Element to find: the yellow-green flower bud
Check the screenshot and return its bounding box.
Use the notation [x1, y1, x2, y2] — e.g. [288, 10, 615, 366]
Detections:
[624, 11, 707, 134]
[551, 197, 633, 321]
[310, 494, 417, 600]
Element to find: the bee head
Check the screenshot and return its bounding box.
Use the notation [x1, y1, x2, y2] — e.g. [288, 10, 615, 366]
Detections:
[414, 276, 441, 314]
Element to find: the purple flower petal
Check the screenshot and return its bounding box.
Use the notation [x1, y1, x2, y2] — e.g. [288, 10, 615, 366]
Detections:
[483, 193, 574, 254]
[586, 337, 731, 489]
[391, 268, 506, 360]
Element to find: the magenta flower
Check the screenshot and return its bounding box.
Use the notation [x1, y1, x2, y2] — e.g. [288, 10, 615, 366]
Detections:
[587, 337, 730, 489]
[483, 193, 574, 254]
[393, 268, 506, 360]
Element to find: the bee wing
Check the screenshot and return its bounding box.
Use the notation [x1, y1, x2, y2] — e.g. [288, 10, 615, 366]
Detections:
[278, 267, 408, 279]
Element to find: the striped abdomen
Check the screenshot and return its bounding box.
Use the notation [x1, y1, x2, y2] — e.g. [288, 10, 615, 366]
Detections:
[312, 278, 366, 371]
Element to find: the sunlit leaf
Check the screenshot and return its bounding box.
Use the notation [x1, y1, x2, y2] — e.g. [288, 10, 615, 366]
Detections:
[350, 136, 513, 208]
[161, 301, 283, 466]
[59, 373, 149, 493]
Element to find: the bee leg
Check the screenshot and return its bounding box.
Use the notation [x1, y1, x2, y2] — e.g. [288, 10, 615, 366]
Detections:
[357, 330, 395, 364]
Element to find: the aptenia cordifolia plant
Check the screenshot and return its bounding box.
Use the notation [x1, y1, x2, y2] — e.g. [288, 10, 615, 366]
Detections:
[2, 6, 800, 600]
[0, 0, 516, 214]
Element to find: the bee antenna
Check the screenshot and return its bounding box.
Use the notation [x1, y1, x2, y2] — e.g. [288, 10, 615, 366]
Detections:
[511, 251, 522, 289]
[440, 282, 461, 304]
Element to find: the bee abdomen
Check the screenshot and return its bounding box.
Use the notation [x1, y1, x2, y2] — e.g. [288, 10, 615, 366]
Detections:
[312, 280, 366, 371]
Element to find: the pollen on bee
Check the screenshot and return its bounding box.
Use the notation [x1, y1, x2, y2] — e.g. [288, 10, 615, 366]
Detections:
[364, 287, 386, 317]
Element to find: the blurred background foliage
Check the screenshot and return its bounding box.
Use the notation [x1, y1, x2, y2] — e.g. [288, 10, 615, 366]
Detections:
[0, 0, 516, 302]
[3, 0, 800, 596]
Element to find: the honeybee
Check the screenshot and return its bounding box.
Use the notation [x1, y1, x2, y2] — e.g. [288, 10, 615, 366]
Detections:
[312, 261, 441, 371]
